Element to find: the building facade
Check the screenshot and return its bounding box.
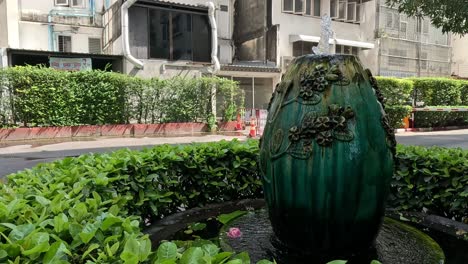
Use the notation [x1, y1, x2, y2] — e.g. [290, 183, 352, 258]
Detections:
[1, 0, 467, 110]
[376, 3, 451, 77]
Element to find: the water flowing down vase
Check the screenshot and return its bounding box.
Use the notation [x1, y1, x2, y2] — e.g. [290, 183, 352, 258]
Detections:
[259, 54, 395, 254]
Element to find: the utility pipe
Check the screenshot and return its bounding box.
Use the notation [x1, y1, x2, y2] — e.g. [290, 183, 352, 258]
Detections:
[121, 0, 144, 69]
[206, 2, 220, 74]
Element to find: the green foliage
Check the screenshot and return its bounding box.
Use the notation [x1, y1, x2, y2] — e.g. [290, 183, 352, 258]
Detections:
[413, 111, 468, 128]
[0, 66, 242, 127]
[412, 78, 463, 106]
[217, 211, 247, 225]
[385, 0, 468, 35]
[2, 140, 467, 262]
[389, 145, 468, 222]
[375, 77, 413, 105]
[385, 105, 412, 128]
[1, 140, 261, 263]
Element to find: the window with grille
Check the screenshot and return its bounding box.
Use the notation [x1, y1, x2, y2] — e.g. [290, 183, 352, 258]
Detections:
[55, 0, 69, 6]
[55, 0, 84, 8]
[58, 35, 72, 52]
[88, 38, 101, 54]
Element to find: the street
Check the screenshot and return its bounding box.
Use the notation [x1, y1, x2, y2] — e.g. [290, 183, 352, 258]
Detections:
[0, 130, 467, 178]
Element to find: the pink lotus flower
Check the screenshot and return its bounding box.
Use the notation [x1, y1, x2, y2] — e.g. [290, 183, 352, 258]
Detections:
[227, 227, 242, 238]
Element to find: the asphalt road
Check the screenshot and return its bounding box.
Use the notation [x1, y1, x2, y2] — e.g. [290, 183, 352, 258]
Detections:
[1, 130, 467, 178]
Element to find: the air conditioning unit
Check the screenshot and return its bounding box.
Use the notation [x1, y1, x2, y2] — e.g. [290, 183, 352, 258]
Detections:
[282, 56, 294, 72]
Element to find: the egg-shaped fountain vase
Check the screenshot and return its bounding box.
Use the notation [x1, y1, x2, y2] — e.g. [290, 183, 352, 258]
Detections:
[259, 55, 395, 255]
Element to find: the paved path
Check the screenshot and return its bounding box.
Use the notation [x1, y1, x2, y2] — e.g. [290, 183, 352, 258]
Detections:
[396, 129, 468, 149]
[1, 129, 467, 178]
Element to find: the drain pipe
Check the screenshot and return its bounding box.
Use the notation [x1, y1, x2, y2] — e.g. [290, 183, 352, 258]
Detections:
[121, 0, 144, 69]
[206, 2, 220, 74]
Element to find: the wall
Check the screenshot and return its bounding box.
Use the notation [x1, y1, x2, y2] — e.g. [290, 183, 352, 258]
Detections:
[6, 0, 20, 48]
[0, 0, 8, 48]
[18, 21, 103, 52]
[451, 36, 468, 78]
[358, 0, 378, 72]
[272, 0, 377, 71]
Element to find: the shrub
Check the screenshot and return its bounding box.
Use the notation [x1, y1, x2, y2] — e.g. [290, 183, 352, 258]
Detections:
[0, 140, 261, 263]
[413, 111, 468, 128]
[0, 66, 242, 127]
[412, 78, 463, 106]
[389, 145, 468, 222]
[2, 140, 467, 262]
[461, 82, 468, 105]
[375, 77, 413, 105]
[385, 105, 412, 128]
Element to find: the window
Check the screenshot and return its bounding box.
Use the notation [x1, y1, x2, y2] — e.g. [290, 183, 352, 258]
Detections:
[283, 0, 294, 12]
[335, 45, 358, 55]
[305, 0, 321, 17]
[347, 2, 356, 21]
[55, 0, 85, 8]
[386, 13, 393, 28]
[71, 0, 85, 8]
[295, 0, 304, 13]
[293, 41, 317, 56]
[88, 38, 101, 54]
[331, 0, 361, 22]
[58, 35, 72, 52]
[132, 5, 211, 62]
[283, 0, 305, 13]
[55, 0, 69, 6]
[330, 0, 338, 18]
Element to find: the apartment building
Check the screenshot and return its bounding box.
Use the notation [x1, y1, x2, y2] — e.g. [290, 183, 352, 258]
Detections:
[0, 0, 122, 70]
[1, 0, 466, 110]
[376, 3, 452, 77]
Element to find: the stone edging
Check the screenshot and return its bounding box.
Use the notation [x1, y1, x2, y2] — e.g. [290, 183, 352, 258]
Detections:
[0, 121, 239, 142]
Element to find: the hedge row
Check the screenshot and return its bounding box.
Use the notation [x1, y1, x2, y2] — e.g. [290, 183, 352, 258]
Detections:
[375, 77, 468, 128]
[1, 140, 466, 262]
[0, 66, 243, 128]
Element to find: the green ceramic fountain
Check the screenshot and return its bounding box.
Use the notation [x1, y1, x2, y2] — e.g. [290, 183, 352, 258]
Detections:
[259, 53, 396, 254]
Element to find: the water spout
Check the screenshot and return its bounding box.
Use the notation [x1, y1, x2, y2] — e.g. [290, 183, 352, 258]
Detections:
[312, 14, 334, 55]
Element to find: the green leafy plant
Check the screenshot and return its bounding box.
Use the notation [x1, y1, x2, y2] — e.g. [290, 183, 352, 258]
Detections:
[389, 145, 468, 222]
[385, 105, 412, 128]
[2, 140, 466, 263]
[0, 67, 243, 127]
[413, 111, 468, 128]
[375, 77, 413, 105]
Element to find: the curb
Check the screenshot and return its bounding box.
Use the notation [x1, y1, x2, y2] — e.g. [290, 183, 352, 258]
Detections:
[395, 125, 468, 133]
[0, 122, 244, 142]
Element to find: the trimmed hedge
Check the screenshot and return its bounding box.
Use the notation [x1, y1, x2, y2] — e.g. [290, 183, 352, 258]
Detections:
[385, 105, 412, 129]
[1, 140, 466, 262]
[375, 77, 468, 128]
[0, 66, 243, 128]
[414, 111, 468, 128]
[412, 78, 463, 106]
[389, 145, 468, 222]
[375, 77, 413, 105]
[0, 140, 260, 263]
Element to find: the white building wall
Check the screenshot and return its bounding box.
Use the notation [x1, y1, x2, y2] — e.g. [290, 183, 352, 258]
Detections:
[11, 0, 105, 53]
[0, 0, 9, 48]
[451, 36, 468, 78]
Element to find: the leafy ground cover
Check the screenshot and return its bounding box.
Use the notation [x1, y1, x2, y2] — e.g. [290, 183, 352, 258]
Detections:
[0, 140, 465, 263]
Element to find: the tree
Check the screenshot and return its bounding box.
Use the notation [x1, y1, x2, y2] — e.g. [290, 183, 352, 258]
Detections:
[386, 0, 468, 35]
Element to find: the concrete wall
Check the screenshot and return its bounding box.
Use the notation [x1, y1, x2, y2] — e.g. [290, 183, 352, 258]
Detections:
[0, 0, 8, 48]
[17, 21, 103, 52]
[272, 0, 378, 71]
[451, 36, 468, 78]
[358, 0, 378, 73]
[6, 0, 20, 48]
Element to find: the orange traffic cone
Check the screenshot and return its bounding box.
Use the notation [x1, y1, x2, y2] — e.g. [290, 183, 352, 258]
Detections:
[235, 113, 243, 130]
[249, 117, 257, 138]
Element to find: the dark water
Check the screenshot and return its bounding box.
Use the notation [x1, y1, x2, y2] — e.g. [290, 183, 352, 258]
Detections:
[220, 210, 446, 264]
